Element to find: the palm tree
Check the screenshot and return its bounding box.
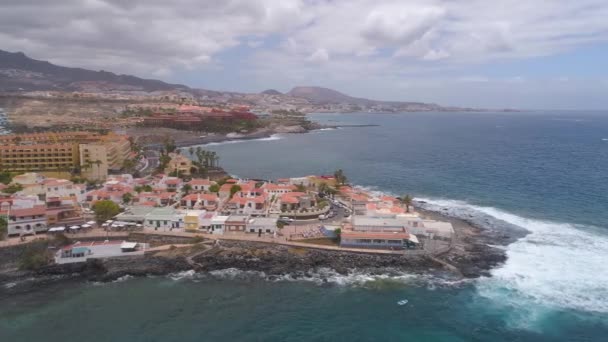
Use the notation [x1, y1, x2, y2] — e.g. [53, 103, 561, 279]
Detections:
[188, 147, 194, 157]
[318, 182, 328, 195]
[334, 169, 347, 186]
[326, 187, 338, 199]
[400, 194, 413, 213]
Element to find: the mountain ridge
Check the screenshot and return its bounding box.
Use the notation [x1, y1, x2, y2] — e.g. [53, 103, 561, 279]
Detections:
[0, 50, 189, 92]
[0, 50, 479, 112]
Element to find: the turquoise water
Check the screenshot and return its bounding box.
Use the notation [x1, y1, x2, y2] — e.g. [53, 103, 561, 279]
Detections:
[2, 112, 608, 341]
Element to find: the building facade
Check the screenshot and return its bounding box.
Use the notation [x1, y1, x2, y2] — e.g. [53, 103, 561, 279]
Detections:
[0, 132, 131, 181]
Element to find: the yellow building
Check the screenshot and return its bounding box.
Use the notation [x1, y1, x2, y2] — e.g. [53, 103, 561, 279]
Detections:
[165, 153, 195, 177]
[0, 131, 131, 181]
[184, 211, 200, 231]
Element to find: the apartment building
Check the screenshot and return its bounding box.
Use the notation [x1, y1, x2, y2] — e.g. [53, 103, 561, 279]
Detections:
[0, 132, 131, 181]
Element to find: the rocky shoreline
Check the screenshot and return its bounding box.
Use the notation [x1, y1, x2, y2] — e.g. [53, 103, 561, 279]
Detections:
[0, 206, 514, 293]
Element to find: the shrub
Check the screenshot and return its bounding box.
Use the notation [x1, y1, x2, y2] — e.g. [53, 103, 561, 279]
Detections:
[19, 241, 50, 270]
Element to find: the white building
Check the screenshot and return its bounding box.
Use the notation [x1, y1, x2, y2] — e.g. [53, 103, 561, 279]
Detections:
[246, 217, 278, 235]
[210, 215, 229, 235]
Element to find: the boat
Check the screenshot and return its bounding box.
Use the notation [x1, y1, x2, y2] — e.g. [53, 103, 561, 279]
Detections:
[397, 299, 408, 306]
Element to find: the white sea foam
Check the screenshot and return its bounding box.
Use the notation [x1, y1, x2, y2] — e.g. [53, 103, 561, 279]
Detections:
[112, 275, 134, 283]
[3, 282, 17, 289]
[201, 134, 283, 147]
[418, 197, 608, 317]
[197, 267, 464, 288]
[169, 269, 197, 281]
[316, 128, 337, 131]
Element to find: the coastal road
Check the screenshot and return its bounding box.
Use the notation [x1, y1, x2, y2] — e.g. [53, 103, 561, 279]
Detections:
[142, 150, 159, 174]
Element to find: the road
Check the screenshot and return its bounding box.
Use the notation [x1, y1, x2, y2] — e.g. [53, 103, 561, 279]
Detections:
[141, 150, 159, 174]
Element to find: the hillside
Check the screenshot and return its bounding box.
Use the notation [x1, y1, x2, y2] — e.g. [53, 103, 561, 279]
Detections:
[286, 86, 463, 111]
[287, 86, 368, 105]
[0, 50, 189, 92]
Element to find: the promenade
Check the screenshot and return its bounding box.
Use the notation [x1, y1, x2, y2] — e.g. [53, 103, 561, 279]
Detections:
[0, 227, 448, 256]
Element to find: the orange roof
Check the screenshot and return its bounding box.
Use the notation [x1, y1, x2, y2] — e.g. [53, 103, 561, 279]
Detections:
[219, 183, 233, 192]
[10, 205, 46, 216]
[263, 183, 297, 191]
[189, 179, 213, 186]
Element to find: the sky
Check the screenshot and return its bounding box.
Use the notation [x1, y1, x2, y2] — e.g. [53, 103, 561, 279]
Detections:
[1, 0, 608, 110]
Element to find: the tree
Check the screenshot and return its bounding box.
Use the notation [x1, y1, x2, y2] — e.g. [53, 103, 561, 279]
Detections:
[163, 137, 177, 154]
[209, 184, 220, 193]
[3, 183, 23, 194]
[318, 182, 328, 194]
[0, 216, 7, 241]
[92, 200, 121, 224]
[229, 184, 242, 198]
[0, 171, 14, 185]
[334, 169, 348, 186]
[182, 184, 192, 195]
[334, 228, 342, 243]
[122, 193, 133, 205]
[295, 184, 307, 192]
[325, 187, 338, 199]
[400, 194, 413, 213]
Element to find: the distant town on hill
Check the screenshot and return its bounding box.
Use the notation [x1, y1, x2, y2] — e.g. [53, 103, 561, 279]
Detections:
[0, 49, 482, 113]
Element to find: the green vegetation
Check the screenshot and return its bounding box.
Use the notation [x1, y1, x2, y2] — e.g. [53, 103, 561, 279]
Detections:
[216, 177, 231, 186]
[317, 199, 329, 209]
[276, 221, 285, 229]
[92, 200, 121, 224]
[122, 192, 133, 205]
[295, 184, 307, 192]
[400, 194, 413, 213]
[334, 169, 348, 186]
[3, 183, 23, 194]
[209, 184, 220, 193]
[0, 216, 7, 241]
[182, 184, 192, 195]
[229, 184, 242, 198]
[134, 184, 153, 193]
[0, 171, 17, 185]
[334, 228, 342, 243]
[19, 240, 51, 270]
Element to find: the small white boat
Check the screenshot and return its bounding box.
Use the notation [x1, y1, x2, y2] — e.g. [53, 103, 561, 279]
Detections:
[397, 299, 408, 306]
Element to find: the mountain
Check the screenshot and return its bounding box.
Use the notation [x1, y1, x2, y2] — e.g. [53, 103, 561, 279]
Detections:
[286, 86, 461, 111]
[261, 89, 282, 95]
[0, 50, 189, 92]
[287, 86, 367, 105]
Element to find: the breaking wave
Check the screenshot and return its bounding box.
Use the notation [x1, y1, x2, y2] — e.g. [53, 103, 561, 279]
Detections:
[166, 267, 465, 289]
[417, 197, 608, 317]
[201, 134, 283, 146]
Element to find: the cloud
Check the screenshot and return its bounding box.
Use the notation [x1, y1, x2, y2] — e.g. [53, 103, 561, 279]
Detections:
[0, 0, 607, 108]
[307, 48, 330, 63]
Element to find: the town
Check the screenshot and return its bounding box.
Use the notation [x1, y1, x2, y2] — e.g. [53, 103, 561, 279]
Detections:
[0, 130, 454, 266]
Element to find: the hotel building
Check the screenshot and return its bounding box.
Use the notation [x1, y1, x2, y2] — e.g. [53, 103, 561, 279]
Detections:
[0, 132, 131, 180]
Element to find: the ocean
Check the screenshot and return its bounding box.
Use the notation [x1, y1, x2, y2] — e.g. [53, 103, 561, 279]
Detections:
[2, 111, 608, 341]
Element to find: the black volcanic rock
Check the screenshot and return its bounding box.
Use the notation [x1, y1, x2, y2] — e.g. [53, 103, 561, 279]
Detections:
[0, 49, 189, 92]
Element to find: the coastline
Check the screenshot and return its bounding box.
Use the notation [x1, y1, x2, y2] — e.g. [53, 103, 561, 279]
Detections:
[131, 123, 379, 150]
[0, 203, 512, 293]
